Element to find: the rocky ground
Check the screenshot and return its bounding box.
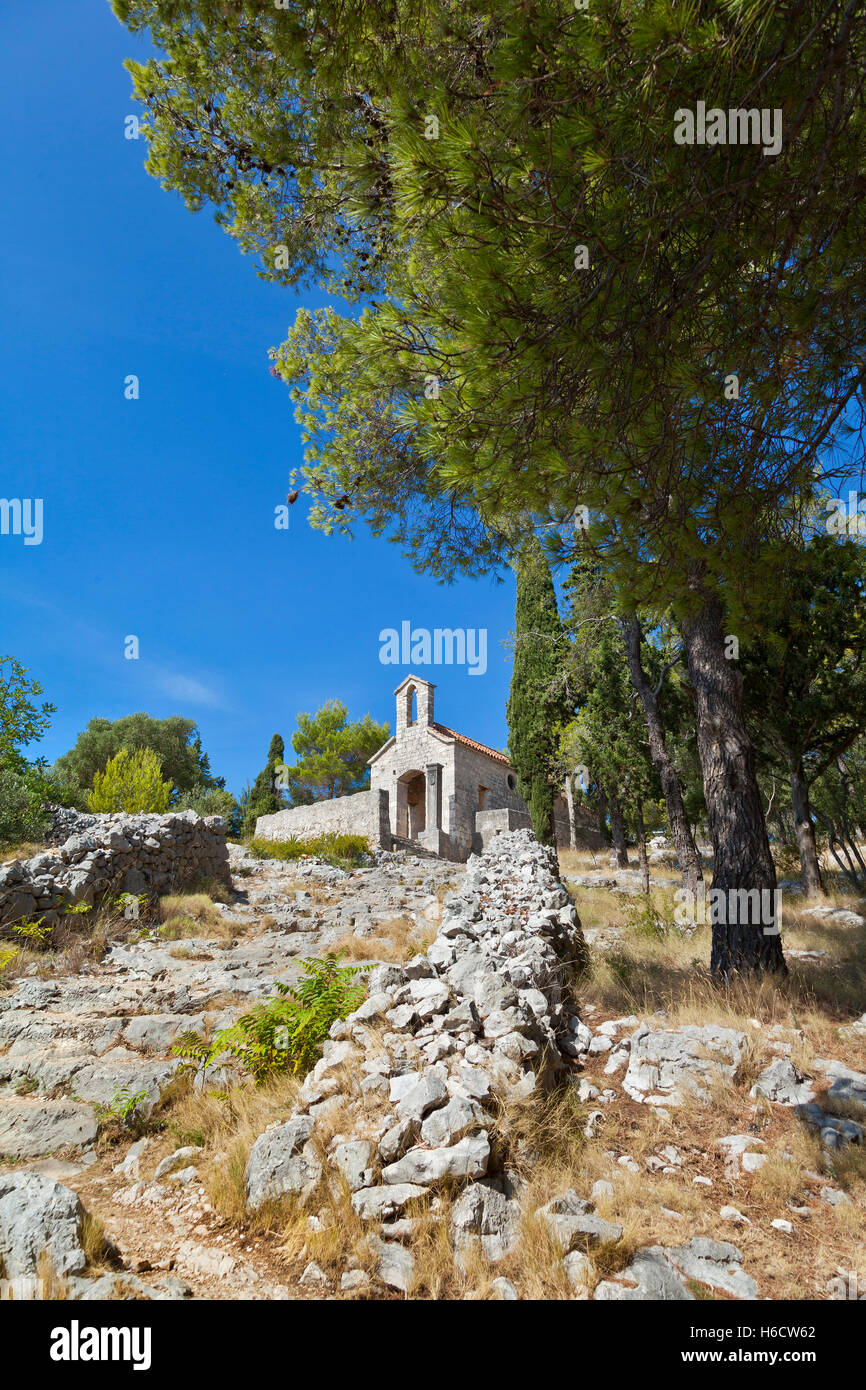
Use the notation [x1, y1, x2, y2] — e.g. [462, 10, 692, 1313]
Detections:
[0, 834, 864, 1301]
[0, 843, 457, 1298]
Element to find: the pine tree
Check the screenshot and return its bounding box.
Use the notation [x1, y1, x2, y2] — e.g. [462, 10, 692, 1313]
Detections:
[506, 537, 572, 845]
[282, 701, 389, 803]
[244, 734, 286, 836]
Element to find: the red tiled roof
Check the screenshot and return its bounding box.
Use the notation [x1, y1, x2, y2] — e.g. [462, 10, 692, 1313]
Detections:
[432, 723, 512, 766]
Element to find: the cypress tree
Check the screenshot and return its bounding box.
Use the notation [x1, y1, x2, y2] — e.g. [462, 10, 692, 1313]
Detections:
[507, 537, 572, 845]
[244, 733, 286, 835]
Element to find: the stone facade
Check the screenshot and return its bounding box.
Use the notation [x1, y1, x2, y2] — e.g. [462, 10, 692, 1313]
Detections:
[256, 675, 586, 862]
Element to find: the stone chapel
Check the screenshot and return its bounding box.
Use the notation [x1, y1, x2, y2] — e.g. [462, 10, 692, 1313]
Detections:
[255, 674, 576, 861]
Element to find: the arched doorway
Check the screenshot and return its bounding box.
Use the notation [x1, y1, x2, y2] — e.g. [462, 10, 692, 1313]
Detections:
[396, 768, 426, 839]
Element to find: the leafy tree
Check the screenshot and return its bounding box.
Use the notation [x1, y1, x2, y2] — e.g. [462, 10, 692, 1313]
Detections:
[281, 702, 389, 804]
[0, 768, 50, 848]
[742, 536, 866, 896]
[244, 733, 287, 834]
[507, 537, 573, 844]
[115, 0, 866, 974]
[55, 714, 223, 803]
[173, 785, 240, 831]
[810, 740, 866, 892]
[88, 747, 173, 813]
[568, 623, 657, 885]
[567, 556, 700, 889]
[0, 656, 55, 774]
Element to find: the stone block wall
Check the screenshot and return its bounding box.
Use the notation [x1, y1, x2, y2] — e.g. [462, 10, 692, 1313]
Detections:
[243, 829, 588, 1252]
[0, 811, 230, 934]
[255, 789, 391, 849]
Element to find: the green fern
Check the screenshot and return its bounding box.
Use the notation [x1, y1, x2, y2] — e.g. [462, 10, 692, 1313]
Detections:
[12, 916, 52, 945]
[173, 954, 369, 1083]
[107, 1084, 150, 1126]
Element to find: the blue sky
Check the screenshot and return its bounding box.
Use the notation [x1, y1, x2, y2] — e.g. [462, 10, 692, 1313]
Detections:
[0, 1, 519, 795]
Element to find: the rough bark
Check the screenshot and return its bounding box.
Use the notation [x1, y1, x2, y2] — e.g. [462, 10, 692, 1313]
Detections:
[622, 614, 704, 898]
[680, 596, 786, 978]
[635, 798, 650, 895]
[565, 773, 578, 849]
[786, 753, 825, 896]
[608, 790, 630, 867]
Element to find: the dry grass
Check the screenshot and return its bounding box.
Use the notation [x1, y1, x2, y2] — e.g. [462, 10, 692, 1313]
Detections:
[185, 875, 233, 905]
[334, 915, 437, 963]
[80, 1210, 114, 1270]
[563, 879, 866, 1302]
[165, 1073, 302, 1227]
[0, 841, 46, 865]
[0, 897, 143, 985]
[158, 892, 240, 941]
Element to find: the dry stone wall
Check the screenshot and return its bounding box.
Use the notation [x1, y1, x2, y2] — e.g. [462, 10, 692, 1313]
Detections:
[0, 811, 230, 933]
[244, 830, 594, 1279]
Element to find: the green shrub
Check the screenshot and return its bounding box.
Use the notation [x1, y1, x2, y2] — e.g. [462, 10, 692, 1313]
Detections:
[174, 954, 369, 1082]
[0, 946, 19, 976]
[88, 747, 172, 814]
[623, 896, 672, 939]
[39, 771, 90, 810]
[173, 786, 239, 827]
[247, 831, 370, 870]
[0, 767, 50, 848]
[773, 842, 802, 877]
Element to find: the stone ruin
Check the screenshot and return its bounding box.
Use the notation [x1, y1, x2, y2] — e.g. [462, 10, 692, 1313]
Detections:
[0, 811, 231, 934]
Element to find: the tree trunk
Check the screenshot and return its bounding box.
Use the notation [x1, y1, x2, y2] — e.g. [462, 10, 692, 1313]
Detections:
[774, 804, 792, 844]
[635, 798, 650, 895]
[680, 596, 786, 978]
[834, 761, 866, 881]
[565, 772, 578, 849]
[597, 787, 610, 845]
[622, 614, 704, 897]
[786, 753, 825, 896]
[608, 790, 630, 867]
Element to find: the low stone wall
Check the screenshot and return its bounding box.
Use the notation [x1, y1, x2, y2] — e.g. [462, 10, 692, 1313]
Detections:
[43, 806, 102, 847]
[255, 789, 391, 849]
[0, 811, 230, 933]
[243, 830, 594, 1284]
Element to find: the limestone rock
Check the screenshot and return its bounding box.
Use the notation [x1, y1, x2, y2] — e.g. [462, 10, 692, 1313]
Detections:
[623, 1023, 747, 1104]
[537, 1191, 623, 1252]
[366, 1234, 415, 1293]
[0, 1100, 97, 1158]
[351, 1183, 428, 1222]
[595, 1248, 694, 1301]
[246, 1116, 321, 1211]
[0, 1172, 86, 1280]
[383, 1133, 490, 1186]
[452, 1179, 522, 1263]
[750, 1058, 815, 1106]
